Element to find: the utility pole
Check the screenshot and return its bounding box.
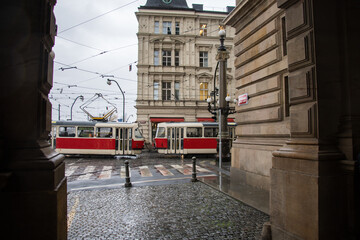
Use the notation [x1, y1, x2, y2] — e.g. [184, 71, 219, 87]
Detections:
[58, 104, 60, 120]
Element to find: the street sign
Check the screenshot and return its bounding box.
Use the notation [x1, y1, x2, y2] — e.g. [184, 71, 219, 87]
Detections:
[238, 93, 249, 106]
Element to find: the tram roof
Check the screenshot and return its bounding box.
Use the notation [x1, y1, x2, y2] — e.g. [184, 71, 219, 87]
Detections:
[157, 122, 236, 127]
[52, 120, 137, 127]
[52, 120, 96, 126]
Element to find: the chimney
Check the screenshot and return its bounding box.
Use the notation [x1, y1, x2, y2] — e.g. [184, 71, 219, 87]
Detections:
[192, 4, 203, 11]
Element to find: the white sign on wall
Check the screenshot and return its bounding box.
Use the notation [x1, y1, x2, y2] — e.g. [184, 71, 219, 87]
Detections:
[238, 93, 249, 106]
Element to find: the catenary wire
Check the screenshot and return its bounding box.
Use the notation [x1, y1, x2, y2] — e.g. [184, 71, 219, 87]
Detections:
[58, 0, 139, 34]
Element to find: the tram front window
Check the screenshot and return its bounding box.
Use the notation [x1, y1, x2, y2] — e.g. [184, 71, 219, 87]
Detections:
[134, 128, 143, 138]
[156, 127, 165, 138]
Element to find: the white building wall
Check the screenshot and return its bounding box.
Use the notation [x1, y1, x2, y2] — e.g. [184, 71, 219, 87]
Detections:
[135, 7, 236, 145]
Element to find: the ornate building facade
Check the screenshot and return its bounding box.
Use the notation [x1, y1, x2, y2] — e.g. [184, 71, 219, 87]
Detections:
[135, 0, 236, 145]
[225, 0, 360, 239]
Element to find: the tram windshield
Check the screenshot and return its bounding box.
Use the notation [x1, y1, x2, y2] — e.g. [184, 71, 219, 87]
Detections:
[134, 128, 143, 139]
[156, 127, 165, 138]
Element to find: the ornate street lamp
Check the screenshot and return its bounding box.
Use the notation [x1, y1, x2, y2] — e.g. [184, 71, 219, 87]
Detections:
[107, 79, 125, 122]
[207, 28, 236, 162]
[70, 95, 84, 121]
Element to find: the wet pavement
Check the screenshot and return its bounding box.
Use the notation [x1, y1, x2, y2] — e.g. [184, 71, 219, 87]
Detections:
[67, 183, 269, 239]
[197, 162, 269, 214]
[66, 151, 270, 239]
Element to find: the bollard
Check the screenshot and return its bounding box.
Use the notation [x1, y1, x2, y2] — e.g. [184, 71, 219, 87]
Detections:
[124, 160, 132, 187]
[191, 156, 198, 182]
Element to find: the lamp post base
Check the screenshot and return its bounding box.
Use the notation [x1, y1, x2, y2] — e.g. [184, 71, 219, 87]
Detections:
[216, 138, 231, 162]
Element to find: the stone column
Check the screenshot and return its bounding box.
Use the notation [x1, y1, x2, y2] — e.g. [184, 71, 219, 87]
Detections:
[0, 1, 67, 239]
[271, 0, 359, 239]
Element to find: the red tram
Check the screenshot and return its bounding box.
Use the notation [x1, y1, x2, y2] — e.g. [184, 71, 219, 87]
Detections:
[51, 121, 144, 155]
[154, 122, 236, 155]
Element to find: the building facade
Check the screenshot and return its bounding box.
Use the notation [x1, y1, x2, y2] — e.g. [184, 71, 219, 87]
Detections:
[135, 0, 236, 145]
[225, 0, 360, 239]
[1, 0, 359, 239]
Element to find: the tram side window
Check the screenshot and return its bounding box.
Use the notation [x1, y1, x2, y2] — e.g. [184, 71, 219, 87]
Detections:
[204, 127, 218, 137]
[156, 127, 166, 138]
[186, 127, 202, 138]
[78, 127, 94, 138]
[59, 126, 76, 137]
[96, 127, 113, 138]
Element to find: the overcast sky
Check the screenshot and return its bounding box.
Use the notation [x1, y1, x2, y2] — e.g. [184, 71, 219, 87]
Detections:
[51, 0, 235, 122]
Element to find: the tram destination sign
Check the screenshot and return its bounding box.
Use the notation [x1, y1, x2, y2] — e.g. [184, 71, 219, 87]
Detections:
[238, 93, 249, 106]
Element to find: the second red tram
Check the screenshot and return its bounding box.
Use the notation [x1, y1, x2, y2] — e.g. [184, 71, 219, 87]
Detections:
[154, 122, 236, 155]
[51, 121, 144, 155]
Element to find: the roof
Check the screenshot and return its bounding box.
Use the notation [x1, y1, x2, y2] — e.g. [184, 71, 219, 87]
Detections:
[139, 1, 234, 14]
[140, 0, 189, 10]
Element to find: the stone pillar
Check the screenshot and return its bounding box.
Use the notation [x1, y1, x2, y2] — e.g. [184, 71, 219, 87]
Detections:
[0, 0, 67, 239]
[271, 0, 359, 239]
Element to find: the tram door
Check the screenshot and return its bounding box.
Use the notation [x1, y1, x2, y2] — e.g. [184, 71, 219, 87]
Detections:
[51, 126, 57, 149]
[167, 127, 184, 154]
[115, 128, 132, 155]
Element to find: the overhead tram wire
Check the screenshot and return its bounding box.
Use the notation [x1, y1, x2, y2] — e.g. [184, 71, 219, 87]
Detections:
[54, 61, 138, 84]
[58, 0, 139, 34]
[54, 24, 225, 83]
[54, 26, 220, 89]
[68, 43, 137, 66]
[53, 26, 226, 87]
[52, 60, 138, 87]
[72, 60, 138, 85]
[56, 36, 105, 52]
[56, 22, 222, 70]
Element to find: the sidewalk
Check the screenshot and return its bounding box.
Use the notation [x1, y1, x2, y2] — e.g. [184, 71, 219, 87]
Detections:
[67, 182, 269, 239]
[198, 160, 269, 214]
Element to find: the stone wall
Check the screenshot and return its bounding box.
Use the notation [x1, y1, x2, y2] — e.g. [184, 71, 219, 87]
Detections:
[225, 0, 288, 191]
[227, 0, 360, 239]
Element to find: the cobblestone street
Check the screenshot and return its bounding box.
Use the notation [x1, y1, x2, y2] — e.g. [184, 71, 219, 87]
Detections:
[67, 183, 269, 239]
